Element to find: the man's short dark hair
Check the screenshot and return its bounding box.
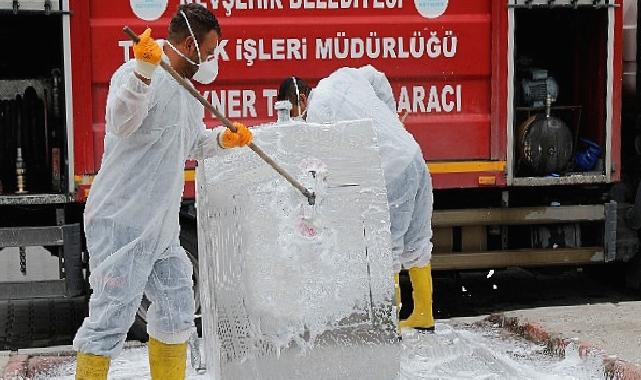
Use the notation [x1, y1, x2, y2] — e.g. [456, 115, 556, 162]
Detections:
[168, 4, 221, 44]
[277, 77, 311, 106]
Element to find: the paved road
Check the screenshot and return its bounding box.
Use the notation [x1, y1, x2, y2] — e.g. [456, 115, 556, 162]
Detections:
[505, 302, 641, 366]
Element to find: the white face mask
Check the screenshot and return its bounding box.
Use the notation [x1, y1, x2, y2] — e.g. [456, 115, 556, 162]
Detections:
[167, 10, 219, 84]
[192, 55, 218, 85]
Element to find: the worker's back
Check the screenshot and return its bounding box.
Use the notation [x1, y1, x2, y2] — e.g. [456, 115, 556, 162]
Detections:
[306, 66, 421, 183]
[307, 66, 432, 272]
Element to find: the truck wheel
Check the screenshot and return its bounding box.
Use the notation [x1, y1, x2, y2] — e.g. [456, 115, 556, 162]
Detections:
[127, 224, 200, 343]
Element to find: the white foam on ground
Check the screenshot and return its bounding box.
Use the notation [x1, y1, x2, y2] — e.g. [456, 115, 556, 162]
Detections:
[45, 322, 605, 379]
[400, 322, 604, 380]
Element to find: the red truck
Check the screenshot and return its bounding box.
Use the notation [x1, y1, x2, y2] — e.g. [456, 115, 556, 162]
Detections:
[1, 0, 639, 348]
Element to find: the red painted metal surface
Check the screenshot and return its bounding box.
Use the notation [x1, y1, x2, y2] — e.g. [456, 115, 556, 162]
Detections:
[70, 0, 95, 176]
[81, 1, 495, 177]
[69, 0, 622, 198]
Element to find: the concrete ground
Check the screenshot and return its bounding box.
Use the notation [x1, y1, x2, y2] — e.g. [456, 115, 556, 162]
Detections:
[1, 346, 75, 379]
[0, 352, 10, 378]
[503, 301, 641, 366]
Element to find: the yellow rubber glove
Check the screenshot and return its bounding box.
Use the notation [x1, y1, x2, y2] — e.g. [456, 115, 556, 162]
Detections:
[219, 122, 253, 149]
[133, 28, 162, 80]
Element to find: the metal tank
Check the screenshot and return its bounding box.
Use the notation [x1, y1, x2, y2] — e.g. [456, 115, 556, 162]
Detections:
[518, 97, 574, 176]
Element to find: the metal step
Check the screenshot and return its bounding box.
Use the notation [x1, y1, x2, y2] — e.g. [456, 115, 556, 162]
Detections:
[0, 296, 87, 350]
[0, 193, 72, 205]
[431, 247, 605, 271]
[432, 205, 606, 227]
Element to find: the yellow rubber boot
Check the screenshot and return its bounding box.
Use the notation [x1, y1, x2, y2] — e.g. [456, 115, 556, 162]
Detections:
[399, 263, 435, 331]
[148, 337, 188, 380]
[75, 352, 110, 380]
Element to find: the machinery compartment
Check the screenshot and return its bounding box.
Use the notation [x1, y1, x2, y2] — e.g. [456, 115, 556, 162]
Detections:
[511, 7, 613, 186]
[0, 13, 69, 201]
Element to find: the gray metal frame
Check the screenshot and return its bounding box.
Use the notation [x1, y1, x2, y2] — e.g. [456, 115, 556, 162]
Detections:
[506, 1, 616, 185]
[0, 226, 65, 246]
[0, 194, 72, 205]
[433, 204, 606, 227]
[508, 0, 617, 9]
[432, 247, 605, 270]
[604, 201, 618, 262]
[0, 1, 76, 202]
[507, 7, 516, 185]
[0, 223, 84, 299]
[432, 203, 618, 269]
[0, 280, 67, 299]
[511, 175, 609, 187]
[0, 0, 61, 12]
[61, 0, 75, 196]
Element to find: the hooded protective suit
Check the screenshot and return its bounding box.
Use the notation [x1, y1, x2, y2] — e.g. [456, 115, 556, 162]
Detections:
[306, 66, 433, 272]
[73, 49, 228, 357]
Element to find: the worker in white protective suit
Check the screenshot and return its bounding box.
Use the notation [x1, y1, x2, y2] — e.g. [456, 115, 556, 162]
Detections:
[72, 4, 253, 379]
[277, 66, 434, 331]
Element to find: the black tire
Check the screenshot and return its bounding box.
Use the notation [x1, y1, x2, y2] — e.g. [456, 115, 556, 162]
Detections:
[127, 223, 200, 343]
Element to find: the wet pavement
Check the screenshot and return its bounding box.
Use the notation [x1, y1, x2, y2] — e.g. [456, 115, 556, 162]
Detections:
[400, 323, 604, 380]
[6, 322, 614, 379]
[504, 302, 641, 366]
[4, 266, 641, 378]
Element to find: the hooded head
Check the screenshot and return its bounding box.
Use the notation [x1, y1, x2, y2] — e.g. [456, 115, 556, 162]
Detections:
[277, 77, 312, 120]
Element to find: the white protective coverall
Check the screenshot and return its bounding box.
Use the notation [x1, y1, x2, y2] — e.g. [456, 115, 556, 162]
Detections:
[73, 49, 227, 357]
[306, 66, 433, 272]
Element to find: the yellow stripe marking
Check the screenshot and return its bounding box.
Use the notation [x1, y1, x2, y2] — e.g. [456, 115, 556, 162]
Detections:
[75, 161, 506, 187]
[184, 169, 196, 182]
[428, 161, 506, 174]
[74, 175, 94, 185]
[75, 170, 197, 185]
